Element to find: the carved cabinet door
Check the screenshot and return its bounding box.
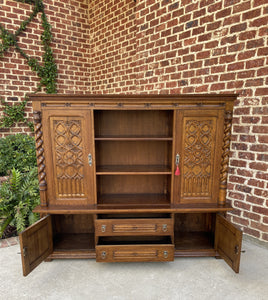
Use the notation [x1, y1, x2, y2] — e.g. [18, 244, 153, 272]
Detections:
[173, 108, 225, 204]
[42, 109, 96, 206]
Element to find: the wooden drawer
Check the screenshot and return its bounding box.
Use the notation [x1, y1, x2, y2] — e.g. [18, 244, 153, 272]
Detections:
[96, 236, 174, 262]
[96, 244, 174, 262]
[95, 218, 173, 236]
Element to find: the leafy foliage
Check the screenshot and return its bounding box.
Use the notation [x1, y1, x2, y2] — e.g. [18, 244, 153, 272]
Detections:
[0, 96, 34, 130]
[0, 168, 40, 237]
[0, 134, 37, 176]
[0, 0, 57, 93]
[0, 0, 57, 130]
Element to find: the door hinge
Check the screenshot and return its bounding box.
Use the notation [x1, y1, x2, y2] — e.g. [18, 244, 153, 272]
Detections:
[23, 247, 27, 257]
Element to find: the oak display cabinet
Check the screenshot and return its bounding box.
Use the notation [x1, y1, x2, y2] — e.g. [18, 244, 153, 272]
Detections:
[19, 94, 242, 276]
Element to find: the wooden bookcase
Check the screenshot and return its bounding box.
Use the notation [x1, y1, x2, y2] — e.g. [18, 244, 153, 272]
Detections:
[19, 94, 242, 276]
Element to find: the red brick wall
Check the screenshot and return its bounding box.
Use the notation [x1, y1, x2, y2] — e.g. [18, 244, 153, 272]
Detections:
[89, 0, 136, 93]
[1, 0, 267, 243]
[0, 0, 91, 136]
[133, 0, 268, 243]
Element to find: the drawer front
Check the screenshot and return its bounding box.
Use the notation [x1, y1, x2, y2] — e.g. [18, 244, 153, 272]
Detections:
[95, 218, 173, 236]
[96, 245, 174, 262]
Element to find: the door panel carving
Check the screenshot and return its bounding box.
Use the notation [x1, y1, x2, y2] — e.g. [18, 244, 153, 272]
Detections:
[182, 118, 216, 198]
[53, 119, 85, 198]
[43, 109, 96, 206]
[174, 109, 224, 204]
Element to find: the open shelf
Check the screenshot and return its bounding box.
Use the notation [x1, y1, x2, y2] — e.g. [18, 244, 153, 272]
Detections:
[98, 236, 172, 245]
[97, 194, 170, 207]
[94, 110, 173, 138]
[96, 165, 172, 175]
[53, 233, 95, 251]
[95, 141, 172, 170]
[95, 135, 173, 141]
[175, 232, 214, 250]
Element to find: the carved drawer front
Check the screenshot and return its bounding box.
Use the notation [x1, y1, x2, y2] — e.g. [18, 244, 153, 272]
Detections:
[96, 245, 174, 262]
[95, 218, 173, 236]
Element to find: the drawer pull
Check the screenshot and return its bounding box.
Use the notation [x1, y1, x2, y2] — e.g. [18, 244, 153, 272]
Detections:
[101, 251, 106, 259]
[163, 251, 168, 259]
[162, 224, 168, 232]
[101, 225, 106, 233]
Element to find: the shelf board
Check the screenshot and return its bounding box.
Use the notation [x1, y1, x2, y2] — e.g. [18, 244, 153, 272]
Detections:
[53, 233, 95, 251]
[95, 135, 173, 141]
[97, 193, 170, 207]
[96, 165, 172, 175]
[174, 232, 216, 257]
[34, 203, 234, 214]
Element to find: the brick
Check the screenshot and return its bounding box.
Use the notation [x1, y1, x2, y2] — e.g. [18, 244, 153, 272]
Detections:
[237, 168, 253, 177]
[254, 188, 268, 198]
[250, 16, 268, 27]
[247, 39, 264, 49]
[236, 185, 252, 194]
[246, 59, 265, 69]
[232, 216, 249, 227]
[243, 8, 261, 21]
[233, 1, 251, 13]
[258, 47, 268, 56]
[238, 50, 256, 60]
[243, 211, 261, 222]
[227, 62, 244, 71]
[255, 88, 268, 96]
[223, 15, 240, 26]
[233, 200, 251, 211]
[252, 126, 268, 134]
[249, 161, 268, 172]
[243, 227, 261, 238]
[230, 23, 247, 34]
[251, 221, 268, 233]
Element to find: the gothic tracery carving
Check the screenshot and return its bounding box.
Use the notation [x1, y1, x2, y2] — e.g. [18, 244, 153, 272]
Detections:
[53, 119, 85, 197]
[182, 119, 215, 197]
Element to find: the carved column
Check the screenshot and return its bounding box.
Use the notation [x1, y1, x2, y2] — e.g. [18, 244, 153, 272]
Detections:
[219, 111, 233, 205]
[33, 111, 47, 207]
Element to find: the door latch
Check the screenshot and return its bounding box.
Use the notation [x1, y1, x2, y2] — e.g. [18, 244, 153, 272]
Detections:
[88, 153, 92, 166]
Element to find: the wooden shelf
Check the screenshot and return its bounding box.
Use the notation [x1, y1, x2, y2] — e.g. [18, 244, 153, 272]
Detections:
[95, 135, 173, 141]
[53, 233, 95, 251]
[174, 232, 215, 257]
[33, 203, 234, 214]
[97, 194, 170, 207]
[96, 165, 172, 175]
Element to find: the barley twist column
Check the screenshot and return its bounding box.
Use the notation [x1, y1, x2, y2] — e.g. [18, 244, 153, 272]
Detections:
[219, 110, 233, 205]
[33, 111, 47, 207]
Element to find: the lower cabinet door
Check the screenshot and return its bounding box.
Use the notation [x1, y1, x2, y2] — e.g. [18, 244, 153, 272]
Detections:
[19, 215, 53, 276]
[215, 214, 242, 273]
[96, 244, 174, 262]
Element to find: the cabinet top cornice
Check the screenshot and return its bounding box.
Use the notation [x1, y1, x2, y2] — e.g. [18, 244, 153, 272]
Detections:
[30, 93, 238, 102]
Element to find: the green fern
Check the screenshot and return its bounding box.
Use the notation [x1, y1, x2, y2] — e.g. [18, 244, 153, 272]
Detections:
[0, 168, 40, 236]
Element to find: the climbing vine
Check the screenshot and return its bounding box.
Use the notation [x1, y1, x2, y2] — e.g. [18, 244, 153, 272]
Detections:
[0, 0, 57, 130]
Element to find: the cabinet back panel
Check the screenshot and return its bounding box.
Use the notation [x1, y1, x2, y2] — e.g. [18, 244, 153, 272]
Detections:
[174, 213, 215, 232]
[53, 214, 95, 234]
[97, 175, 171, 195]
[94, 110, 173, 137]
[95, 141, 172, 167]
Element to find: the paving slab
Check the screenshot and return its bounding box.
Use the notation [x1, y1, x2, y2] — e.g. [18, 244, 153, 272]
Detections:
[0, 239, 268, 300]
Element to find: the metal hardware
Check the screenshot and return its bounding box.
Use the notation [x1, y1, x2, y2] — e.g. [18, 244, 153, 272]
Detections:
[23, 247, 27, 257]
[101, 251, 106, 259]
[162, 224, 168, 232]
[88, 154, 92, 166]
[176, 153, 180, 165]
[101, 225, 106, 233]
[234, 245, 239, 255]
[163, 251, 168, 258]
